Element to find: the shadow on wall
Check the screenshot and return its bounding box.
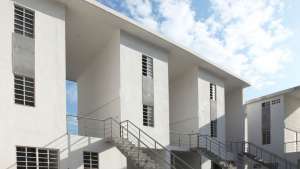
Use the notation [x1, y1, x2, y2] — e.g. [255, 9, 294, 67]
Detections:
[5, 133, 119, 169]
[170, 115, 235, 166]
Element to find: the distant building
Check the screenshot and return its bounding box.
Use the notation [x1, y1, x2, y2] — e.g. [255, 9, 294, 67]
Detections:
[245, 86, 300, 166]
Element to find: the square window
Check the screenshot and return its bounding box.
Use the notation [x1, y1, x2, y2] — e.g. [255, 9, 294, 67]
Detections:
[83, 152, 98, 169]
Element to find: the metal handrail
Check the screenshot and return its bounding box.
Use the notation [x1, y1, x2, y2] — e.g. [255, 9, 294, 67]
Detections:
[66, 115, 196, 169]
[119, 124, 178, 169]
[77, 96, 120, 118]
[284, 127, 300, 152]
[233, 141, 297, 169]
[121, 120, 195, 169]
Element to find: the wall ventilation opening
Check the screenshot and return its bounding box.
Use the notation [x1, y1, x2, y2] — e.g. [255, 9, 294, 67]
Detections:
[262, 101, 271, 145]
[143, 105, 154, 127]
[83, 151, 99, 169]
[16, 146, 59, 169]
[14, 74, 35, 107]
[142, 55, 153, 78]
[14, 4, 35, 38]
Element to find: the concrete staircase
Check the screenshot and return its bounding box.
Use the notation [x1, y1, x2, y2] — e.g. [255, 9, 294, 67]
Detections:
[170, 132, 298, 169]
[67, 115, 195, 169]
[112, 137, 161, 169]
[196, 147, 236, 169]
[234, 142, 298, 169]
[170, 133, 237, 169]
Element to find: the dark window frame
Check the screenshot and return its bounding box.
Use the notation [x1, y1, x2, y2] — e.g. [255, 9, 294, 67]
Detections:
[16, 146, 59, 169]
[14, 74, 35, 107]
[14, 4, 35, 38]
[83, 151, 99, 169]
[262, 101, 271, 145]
[142, 55, 153, 78]
[143, 104, 154, 127]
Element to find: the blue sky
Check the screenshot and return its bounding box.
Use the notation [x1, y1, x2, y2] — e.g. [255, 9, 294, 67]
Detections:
[66, 0, 300, 115]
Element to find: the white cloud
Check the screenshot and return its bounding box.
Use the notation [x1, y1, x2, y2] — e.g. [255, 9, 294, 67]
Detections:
[118, 0, 292, 89]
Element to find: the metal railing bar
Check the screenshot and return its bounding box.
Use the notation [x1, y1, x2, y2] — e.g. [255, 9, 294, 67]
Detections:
[122, 120, 195, 169]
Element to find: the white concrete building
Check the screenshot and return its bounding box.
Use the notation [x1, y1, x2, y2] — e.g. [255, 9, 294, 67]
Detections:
[2, 0, 287, 169]
[245, 86, 300, 166]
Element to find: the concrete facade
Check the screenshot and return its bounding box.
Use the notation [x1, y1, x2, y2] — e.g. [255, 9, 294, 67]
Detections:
[0, 0, 249, 169]
[245, 87, 300, 164]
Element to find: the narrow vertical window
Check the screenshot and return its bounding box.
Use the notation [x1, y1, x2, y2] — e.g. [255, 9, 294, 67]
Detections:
[83, 152, 99, 169]
[14, 4, 35, 38]
[143, 105, 154, 127]
[210, 83, 216, 101]
[210, 83, 217, 137]
[210, 120, 217, 137]
[262, 101, 271, 145]
[14, 74, 35, 107]
[142, 55, 153, 78]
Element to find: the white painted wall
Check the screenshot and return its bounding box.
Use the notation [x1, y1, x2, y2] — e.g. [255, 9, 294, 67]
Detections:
[0, 0, 67, 168]
[169, 67, 199, 133]
[245, 93, 300, 163]
[245, 95, 285, 155]
[120, 31, 170, 146]
[225, 88, 245, 143]
[77, 30, 121, 136]
[169, 68, 226, 139]
[198, 68, 226, 142]
[284, 94, 300, 161]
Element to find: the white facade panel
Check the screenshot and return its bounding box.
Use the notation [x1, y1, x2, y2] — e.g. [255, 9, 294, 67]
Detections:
[120, 31, 170, 146]
[0, 0, 67, 168]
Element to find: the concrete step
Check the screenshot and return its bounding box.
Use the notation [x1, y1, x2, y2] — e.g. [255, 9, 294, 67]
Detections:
[111, 137, 168, 169]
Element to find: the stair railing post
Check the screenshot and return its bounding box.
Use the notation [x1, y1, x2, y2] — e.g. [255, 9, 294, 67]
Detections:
[218, 140, 221, 158]
[126, 121, 129, 139]
[209, 137, 212, 152]
[138, 129, 141, 167]
[205, 135, 208, 150]
[110, 118, 112, 139]
[103, 120, 106, 138]
[120, 122, 122, 138]
[197, 134, 199, 149]
[296, 133, 298, 152]
[178, 135, 181, 147]
[189, 134, 192, 149]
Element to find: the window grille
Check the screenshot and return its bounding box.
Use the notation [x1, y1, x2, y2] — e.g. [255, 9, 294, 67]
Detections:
[16, 146, 59, 169]
[142, 55, 153, 78]
[14, 74, 35, 107]
[210, 120, 217, 137]
[262, 101, 271, 145]
[143, 105, 154, 127]
[271, 99, 280, 105]
[210, 83, 216, 101]
[14, 4, 35, 38]
[83, 152, 98, 169]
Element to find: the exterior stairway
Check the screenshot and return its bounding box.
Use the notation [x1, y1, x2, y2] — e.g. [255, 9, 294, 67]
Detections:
[67, 115, 195, 169]
[232, 141, 297, 169]
[170, 132, 236, 169]
[170, 131, 298, 169]
[112, 138, 161, 169]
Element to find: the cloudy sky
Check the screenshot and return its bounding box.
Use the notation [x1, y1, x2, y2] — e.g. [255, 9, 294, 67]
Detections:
[67, 0, 300, 114]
